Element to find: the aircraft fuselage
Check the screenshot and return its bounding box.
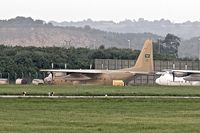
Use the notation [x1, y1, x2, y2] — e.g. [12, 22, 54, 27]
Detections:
[51, 71, 134, 85]
[155, 72, 200, 86]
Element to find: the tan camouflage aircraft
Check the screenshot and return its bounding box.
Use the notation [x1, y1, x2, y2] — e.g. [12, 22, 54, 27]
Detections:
[41, 39, 154, 85]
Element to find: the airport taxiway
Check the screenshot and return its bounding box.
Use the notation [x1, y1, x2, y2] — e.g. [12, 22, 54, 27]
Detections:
[1, 95, 200, 99]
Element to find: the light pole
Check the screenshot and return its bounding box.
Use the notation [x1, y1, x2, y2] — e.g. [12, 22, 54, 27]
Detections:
[128, 40, 131, 49]
[158, 38, 161, 54]
[198, 38, 200, 60]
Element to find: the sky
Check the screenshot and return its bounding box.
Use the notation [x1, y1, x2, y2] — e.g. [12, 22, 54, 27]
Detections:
[0, 0, 199, 22]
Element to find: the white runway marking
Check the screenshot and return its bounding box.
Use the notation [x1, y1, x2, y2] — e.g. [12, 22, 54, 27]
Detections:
[0, 95, 200, 99]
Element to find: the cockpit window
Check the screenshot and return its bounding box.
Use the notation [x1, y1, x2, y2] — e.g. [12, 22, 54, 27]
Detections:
[168, 71, 172, 74]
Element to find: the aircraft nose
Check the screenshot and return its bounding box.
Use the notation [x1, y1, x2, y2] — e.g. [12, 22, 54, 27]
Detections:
[155, 78, 160, 84]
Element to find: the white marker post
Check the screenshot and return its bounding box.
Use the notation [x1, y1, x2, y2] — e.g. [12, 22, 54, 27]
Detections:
[51, 63, 54, 69]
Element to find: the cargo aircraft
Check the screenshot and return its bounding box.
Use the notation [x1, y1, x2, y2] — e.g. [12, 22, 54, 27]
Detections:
[156, 70, 200, 86]
[41, 39, 154, 85]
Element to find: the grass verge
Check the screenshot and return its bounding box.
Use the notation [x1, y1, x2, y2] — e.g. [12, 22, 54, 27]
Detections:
[0, 85, 200, 96]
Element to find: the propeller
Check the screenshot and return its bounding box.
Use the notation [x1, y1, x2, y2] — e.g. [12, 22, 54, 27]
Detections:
[172, 71, 175, 81]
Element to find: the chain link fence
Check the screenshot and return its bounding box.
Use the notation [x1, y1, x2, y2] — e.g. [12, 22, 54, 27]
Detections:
[0, 72, 47, 84]
[95, 59, 200, 85]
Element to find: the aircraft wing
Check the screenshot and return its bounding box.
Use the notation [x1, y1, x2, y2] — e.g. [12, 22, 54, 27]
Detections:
[169, 70, 200, 81]
[171, 70, 200, 74]
[161, 69, 200, 74]
[129, 71, 152, 74]
[40, 69, 107, 74]
[40, 69, 150, 75]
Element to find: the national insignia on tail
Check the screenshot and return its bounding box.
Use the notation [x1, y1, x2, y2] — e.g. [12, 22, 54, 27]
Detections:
[145, 54, 150, 58]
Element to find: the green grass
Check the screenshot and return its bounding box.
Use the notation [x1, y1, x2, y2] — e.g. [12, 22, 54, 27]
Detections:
[1, 85, 200, 132]
[0, 84, 200, 96]
[0, 98, 200, 133]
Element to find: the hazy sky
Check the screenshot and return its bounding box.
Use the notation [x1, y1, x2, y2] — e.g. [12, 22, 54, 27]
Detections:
[0, 0, 199, 22]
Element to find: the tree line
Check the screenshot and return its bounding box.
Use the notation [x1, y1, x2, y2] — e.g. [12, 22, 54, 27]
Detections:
[0, 44, 177, 80]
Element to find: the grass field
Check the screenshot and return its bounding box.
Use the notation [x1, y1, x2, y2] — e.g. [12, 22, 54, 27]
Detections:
[0, 84, 200, 96]
[0, 98, 200, 133]
[1, 85, 200, 132]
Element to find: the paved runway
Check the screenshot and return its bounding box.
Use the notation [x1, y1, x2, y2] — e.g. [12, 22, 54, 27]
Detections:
[1, 95, 200, 99]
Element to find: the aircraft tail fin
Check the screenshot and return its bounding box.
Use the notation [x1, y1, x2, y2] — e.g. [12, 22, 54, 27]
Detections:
[127, 39, 154, 74]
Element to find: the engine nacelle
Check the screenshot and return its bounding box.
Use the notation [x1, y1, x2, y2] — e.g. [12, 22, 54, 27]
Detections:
[173, 71, 189, 77]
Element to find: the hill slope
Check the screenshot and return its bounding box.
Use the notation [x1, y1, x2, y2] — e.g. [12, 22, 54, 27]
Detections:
[51, 18, 200, 40]
[0, 17, 161, 49]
